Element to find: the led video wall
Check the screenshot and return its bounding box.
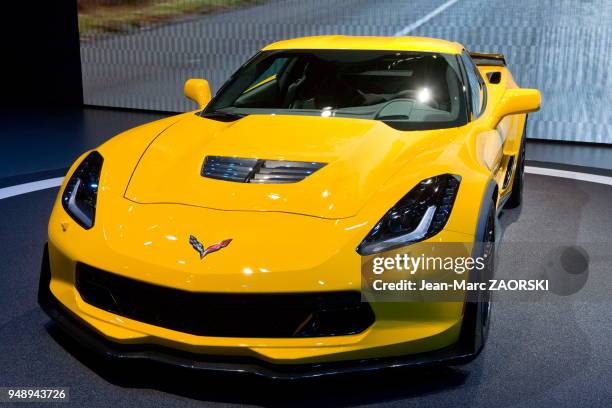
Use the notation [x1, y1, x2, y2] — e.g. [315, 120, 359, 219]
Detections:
[79, 0, 612, 143]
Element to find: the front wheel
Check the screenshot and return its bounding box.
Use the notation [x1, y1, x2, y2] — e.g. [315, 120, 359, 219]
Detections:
[477, 203, 495, 341]
[462, 200, 495, 353]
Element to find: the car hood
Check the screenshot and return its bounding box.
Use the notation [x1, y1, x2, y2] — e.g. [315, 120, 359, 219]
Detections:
[124, 113, 456, 218]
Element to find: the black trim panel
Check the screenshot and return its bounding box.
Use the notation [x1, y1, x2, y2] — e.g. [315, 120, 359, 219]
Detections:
[469, 52, 506, 66]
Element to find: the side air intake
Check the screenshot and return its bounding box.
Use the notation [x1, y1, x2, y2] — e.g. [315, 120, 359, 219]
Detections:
[202, 156, 326, 184]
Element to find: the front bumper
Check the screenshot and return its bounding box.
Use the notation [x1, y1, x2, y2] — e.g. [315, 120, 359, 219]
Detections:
[39, 245, 482, 379]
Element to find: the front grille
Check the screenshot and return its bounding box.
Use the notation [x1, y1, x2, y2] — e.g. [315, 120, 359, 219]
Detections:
[75, 264, 374, 338]
[202, 156, 326, 184]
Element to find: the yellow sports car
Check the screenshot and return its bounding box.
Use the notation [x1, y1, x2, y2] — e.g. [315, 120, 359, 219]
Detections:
[39, 36, 540, 378]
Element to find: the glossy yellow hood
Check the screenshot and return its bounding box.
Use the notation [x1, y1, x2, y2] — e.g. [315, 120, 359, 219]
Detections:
[125, 113, 456, 218]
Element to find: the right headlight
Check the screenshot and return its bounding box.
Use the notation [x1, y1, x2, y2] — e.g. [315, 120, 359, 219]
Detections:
[61, 151, 103, 229]
[357, 174, 461, 255]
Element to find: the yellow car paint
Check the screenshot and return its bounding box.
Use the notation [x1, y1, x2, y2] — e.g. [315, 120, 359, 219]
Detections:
[46, 35, 540, 365]
[263, 35, 463, 54]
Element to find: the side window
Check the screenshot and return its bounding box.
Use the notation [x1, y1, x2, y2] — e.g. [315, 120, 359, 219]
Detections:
[460, 51, 486, 118]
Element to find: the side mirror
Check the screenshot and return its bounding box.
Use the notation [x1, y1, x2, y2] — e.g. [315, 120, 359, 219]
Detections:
[184, 78, 212, 109]
[492, 88, 541, 125]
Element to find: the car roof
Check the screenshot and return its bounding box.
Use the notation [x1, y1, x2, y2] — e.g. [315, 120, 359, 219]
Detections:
[262, 35, 463, 54]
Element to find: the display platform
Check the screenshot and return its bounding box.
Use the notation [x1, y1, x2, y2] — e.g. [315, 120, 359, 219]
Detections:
[0, 170, 609, 407]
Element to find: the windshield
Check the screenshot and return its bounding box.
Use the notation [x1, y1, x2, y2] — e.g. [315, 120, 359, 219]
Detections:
[204, 50, 468, 130]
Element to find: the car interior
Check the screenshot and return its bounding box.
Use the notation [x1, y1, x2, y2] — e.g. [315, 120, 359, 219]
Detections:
[227, 51, 463, 123]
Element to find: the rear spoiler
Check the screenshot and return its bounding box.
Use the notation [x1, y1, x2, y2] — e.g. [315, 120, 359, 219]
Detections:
[469, 52, 506, 67]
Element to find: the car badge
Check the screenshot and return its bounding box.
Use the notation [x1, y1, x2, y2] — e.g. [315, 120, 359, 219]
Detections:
[189, 235, 232, 259]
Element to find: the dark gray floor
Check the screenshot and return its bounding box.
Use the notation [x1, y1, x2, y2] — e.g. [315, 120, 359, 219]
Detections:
[0, 174, 610, 407]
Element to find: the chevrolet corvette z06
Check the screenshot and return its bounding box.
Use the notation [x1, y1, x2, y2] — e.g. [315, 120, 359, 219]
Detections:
[39, 35, 540, 379]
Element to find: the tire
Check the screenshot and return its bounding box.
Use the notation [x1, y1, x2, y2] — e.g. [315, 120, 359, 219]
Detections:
[504, 117, 527, 209]
[477, 203, 495, 342]
[463, 200, 495, 352]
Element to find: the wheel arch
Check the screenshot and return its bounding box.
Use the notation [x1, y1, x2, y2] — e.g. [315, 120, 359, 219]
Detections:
[474, 178, 498, 241]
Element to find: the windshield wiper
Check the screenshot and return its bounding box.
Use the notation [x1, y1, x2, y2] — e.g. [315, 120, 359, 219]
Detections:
[377, 114, 410, 120]
[200, 110, 246, 122]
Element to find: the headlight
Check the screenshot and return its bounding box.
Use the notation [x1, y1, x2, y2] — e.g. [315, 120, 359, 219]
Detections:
[62, 151, 103, 229]
[357, 174, 461, 255]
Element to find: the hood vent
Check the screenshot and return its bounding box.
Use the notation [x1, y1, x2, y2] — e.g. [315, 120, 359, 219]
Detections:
[202, 156, 326, 184]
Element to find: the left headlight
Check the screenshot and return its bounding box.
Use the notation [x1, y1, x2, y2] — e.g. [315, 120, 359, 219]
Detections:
[357, 174, 461, 255]
[62, 151, 103, 229]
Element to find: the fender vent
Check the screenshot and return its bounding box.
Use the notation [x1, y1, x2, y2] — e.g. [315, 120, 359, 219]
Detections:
[202, 156, 326, 184]
[503, 156, 515, 189]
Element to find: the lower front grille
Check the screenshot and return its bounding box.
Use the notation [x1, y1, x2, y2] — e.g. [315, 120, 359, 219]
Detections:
[75, 264, 375, 338]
